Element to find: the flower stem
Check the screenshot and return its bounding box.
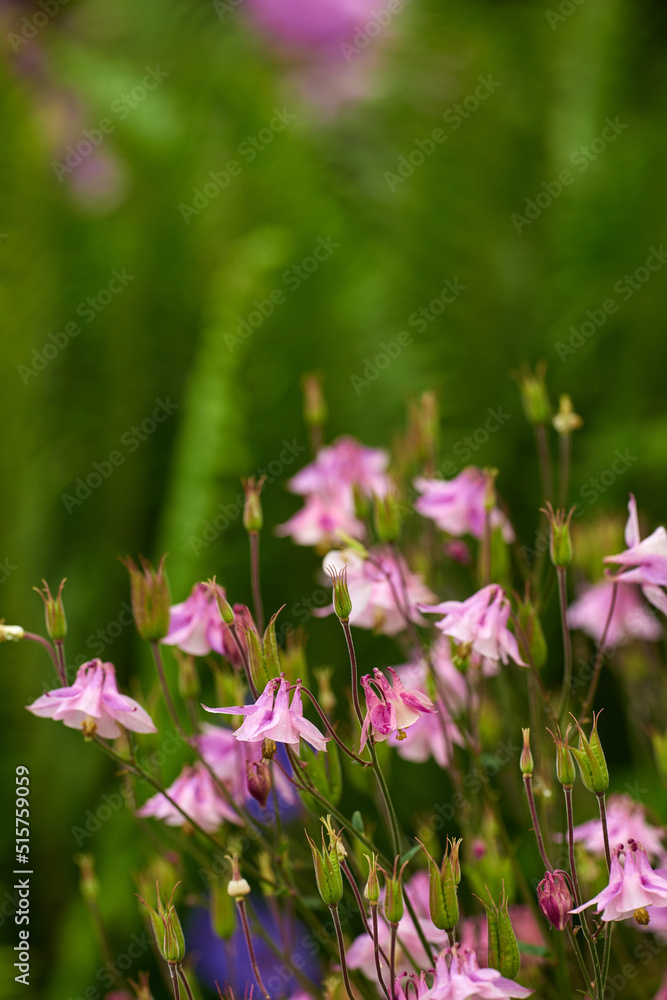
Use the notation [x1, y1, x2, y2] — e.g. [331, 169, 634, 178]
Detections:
[597, 793, 612, 873]
[23, 631, 63, 680]
[229, 621, 258, 699]
[298, 684, 369, 764]
[559, 431, 571, 509]
[579, 583, 618, 723]
[389, 922, 398, 1000]
[341, 619, 364, 730]
[250, 530, 264, 634]
[371, 905, 391, 1000]
[534, 423, 553, 505]
[556, 566, 573, 722]
[564, 787, 583, 906]
[368, 738, 402, 858]
[331, 904, 355, 1000]
[522, 774, 552, 870]
[176, 965, 195, 1000]
[168, 964, 182, 1000]
[238, 899, 271, 999]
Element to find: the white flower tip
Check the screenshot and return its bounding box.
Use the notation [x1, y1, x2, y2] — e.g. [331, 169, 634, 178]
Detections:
[0, 624, 25, 642]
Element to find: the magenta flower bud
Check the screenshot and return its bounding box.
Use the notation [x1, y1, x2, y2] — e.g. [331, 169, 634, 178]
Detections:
[537, 871, 573, 931]
[246, 760, 271, 808]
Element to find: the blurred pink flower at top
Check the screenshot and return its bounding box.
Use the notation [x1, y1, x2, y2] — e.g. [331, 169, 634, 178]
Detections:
[25, 659, 156, 739]
[203, 674, 329, 752]
[415, 468, 515, 543]
[604, 494, 667, 615]
[288, 436, 390, 497]
[567, 578, 662, 648]
[566, 794, 666, 862]
[245, 0, 382, 49]
[420, 584, 526, 669]
[323, 547, 436, 635]
[137, 761, 242, 832]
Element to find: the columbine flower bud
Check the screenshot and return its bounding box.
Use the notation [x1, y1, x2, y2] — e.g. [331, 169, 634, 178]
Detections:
[207, 577, 235, 625]
[302, 372, 327, 429]
[511, 361, 551, 425]
[121, 555, 171, 641]
[242, 476, 265, 533]
[373, 493, 401, 543]
[483, 883, 520, 979]
[34, 579, 67, 641]
[75, 853, 99, 904]
[420, 838, 461, 932]
[570, 711, 609, 794]
[138, 883, 186, 963]
[520, 729, 534, 776]
[227, 855, 251, 900]
[0, 623, 24, 642]
[364, 853, 380, 905]
[537, 870, 573, 931]
[548, 725, 576, 788]
[328, 566, 352, 622]
[541, 503, 574, 568]
[305, 823, 344, 907]
[552, 394, 583, 436]
[483, 468, 498, 512]
[246, 760, 271, 808]
[383, 858, 407, 925]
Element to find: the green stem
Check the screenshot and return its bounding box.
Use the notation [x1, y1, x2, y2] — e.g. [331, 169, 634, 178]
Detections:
[556, 566, 573, 722]
[331, 905, 355, 1000]
[150, 641, 186, 738]
[341, 618, 364, 731]
[579, 583, 618, 724]
[250, 530, 264, 634]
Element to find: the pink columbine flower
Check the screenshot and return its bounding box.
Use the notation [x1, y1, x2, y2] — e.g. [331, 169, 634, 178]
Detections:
[277, 437, 391, 548]
[137, 761, 241, 832]
[419, 584, 526, 669]
[359, 666, 436, 752]
[322, 547, 436, 635]
[567, 578, 662, 648]
[571, 840, 667, 923]
[387, 662, 463, 769]
[415, 468, 515, 543]
[203, 674, 329, 752]
[25, 659, 156, 739]
[417, 946, 533, 999]
[604, 495, 667, 615]
[565, 794, 666, 862]
[245, 0, 382, 49]
[162, 582, 238, 658]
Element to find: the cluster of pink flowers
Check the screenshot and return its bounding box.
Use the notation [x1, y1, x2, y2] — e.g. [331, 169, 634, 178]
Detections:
[277, 436, 391, 549]
[393, 947, 533, 1000]
[161, 581, 252, 663]
[322, 546, 436, 635]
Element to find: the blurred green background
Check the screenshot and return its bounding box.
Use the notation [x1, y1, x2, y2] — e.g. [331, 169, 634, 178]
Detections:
[2, 0, 667, 995]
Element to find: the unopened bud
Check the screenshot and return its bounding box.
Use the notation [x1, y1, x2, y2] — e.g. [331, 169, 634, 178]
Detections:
[541, 503, 574, 568]
[34, 578, 67, 641]
[511, 361, 551, 425]
[0, 623, 24, 642]
[364, 853, 380, 904]
[137, 882, 186, 963]
[207, 578, 235, 625]
[520, 729, 534, 776]
[246, 760, 271, 808]
[328, 566, 352, 621]
[383, 864, 405, 925]
[302, 372, 327, 428]
[226, 855, 251, 900]
[305, 826, 343, 907]
[75, 853, 99, 904]
[483, 883, 520, 979]
[242, 476, 265, 533]
[570, 711, 609, 794]
[121, 555, 171, 641]
[420, 838, 460, 932]
[548, 725, 576, 788]
[537, 870, 573, 931]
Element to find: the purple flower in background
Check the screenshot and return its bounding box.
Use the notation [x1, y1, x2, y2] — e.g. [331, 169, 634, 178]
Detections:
[415, 468, 515, 542]
[137, 761, 242, 832]
[420, 584, 526, 669]
[322, 546, 436, 634]
[244, 0, 383, 49]
[359, 666, 436, 751]
[571, 840, 667, 923]
[203, 674, 329, 752]
[564, 794, 666, 862]
[567, 578, 662, 647]
[276, 489, 364, 547]
[604, 494, 667, 615]
[25, 659, 156, 739]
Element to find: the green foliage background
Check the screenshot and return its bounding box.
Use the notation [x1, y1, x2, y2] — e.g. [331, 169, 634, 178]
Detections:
[1, 0, 667, 996]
